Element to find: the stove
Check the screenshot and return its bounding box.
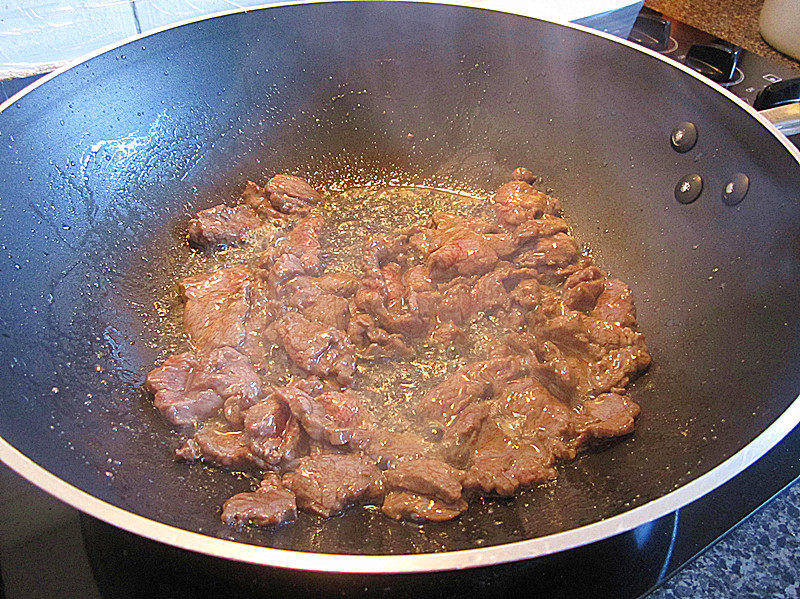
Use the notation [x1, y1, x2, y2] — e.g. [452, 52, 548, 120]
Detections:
[0, 8, 799, 599]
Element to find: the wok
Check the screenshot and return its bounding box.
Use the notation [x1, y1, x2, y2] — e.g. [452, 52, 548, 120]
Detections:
[0, 0, 799, 574]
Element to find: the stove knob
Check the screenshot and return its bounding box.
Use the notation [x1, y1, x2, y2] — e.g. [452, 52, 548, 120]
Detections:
[753, 77, 800, 110]
[684, 41, 742, 83]
[628, 13, 672, 52]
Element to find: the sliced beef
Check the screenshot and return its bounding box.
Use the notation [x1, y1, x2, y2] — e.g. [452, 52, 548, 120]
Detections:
[275, 312, 356, 385]
[495, 376, 560, 416]
[562, 267, 606, 312]
[593, 278, 637, 327]
[408, 214, 512, 279]
[522, 393, 579, 460]
[180, 267, 256, 352]
[265, 174, 321, 215]
[242, 398, 302, 465]
[428, 228, 500, 278]
[472, 262, 533, 315]
[188, 203, 263, 249]
[145, 347, 261, 426]
[347, 312, 415, 359]
[418, 356, 526, 424]
[384, 459, 465, 503]
[221, 473, 297, 527]
[279, 276, 350, 330]
[242, 181, 294, 221]
[513, 232, 579, 271]
[437, 281, 477, 325]
[381, 491, 468, 522]
[176, 424, 261, 467]
[274, 386, 365, 445]
[151, 168, 651, 532]
[577, 392, 641, 439]
[513, 214, 569, 243]
[444, 402, 493, 446]
[402, 265, 434, 291]
[316, 272, 360, 297]
[282, 454, 385, 517]
[353, 275, 426, 337]
[493, 180, 560, 227]
[429, 322, 466, 347]
[540, 312, 645, 360]
[591, 345, 651, 393]
[511, 167, 537, 184]
[349, 428, 438, 468]
[463, 415, 557, 496]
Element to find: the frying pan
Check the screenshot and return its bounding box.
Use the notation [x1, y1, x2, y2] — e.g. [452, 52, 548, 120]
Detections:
[0, 0, 799, 574]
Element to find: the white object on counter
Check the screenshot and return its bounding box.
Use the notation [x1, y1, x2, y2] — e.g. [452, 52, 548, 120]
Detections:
[759, 0, 800, 61]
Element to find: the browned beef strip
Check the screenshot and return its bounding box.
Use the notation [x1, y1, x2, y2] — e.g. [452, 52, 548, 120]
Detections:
[493, 180, 561, 227]
[444, 402, 493, 446]
[274, 386, 365, 445]
[145, 347, 261, 426]
[495, 376, 560, 415]
[265, 174, 321, 215]
[275, 312, 356, 385]
[471, 261, 535, 315]
[353, 273, 426, 336]
[242, 398, 302, 465]
[221, 472, 297, 527]
[279, 276, 350, 330]
[176, 424, 262, 467]
[407, 214, 515, 279]
[315, 272, 361, 297]
[577, 392, 641, 438]
[347, 312, 415, 359]
[381, 491, 468, 522]
[427, 228, 499, 278]
[513, 232, 579, 271]
[349, 428, 439, 468]
[402, 265, 434, 291]
[384, 459, 465, 503]
[187, 203, 263, 249]
[437, 281, 477, 325]
[428, 322, 466, 347]
[282, 454, 385, 517]
[591, 345, 651, 393]
[418, 356, 526, 424]
[180, 267, 256, 352]
[242, 181, 294, 221]
[562, 270, 606, 312]
[511, 166, 538, 184]
[593, 278, 637, 327]
[513, 214, 569, 243]
[463, 415, 557, 496]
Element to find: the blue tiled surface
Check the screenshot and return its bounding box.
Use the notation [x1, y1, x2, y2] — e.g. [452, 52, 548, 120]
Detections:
[647, 477, 800, 598]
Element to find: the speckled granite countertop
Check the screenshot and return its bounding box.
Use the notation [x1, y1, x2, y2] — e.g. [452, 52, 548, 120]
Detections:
[646, 475, 800, 597]
[646, 0, 800, 69]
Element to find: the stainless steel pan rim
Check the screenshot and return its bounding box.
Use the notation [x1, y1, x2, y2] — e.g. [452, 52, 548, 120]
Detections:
[1, 0, 799, 574]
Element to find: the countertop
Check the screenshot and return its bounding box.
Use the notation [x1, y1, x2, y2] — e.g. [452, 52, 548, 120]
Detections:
[646, 0, 800, 69]
[646, 476, 800, 597]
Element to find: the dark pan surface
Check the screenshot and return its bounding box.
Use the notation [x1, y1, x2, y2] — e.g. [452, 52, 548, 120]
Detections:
[0, 2, 799, 555]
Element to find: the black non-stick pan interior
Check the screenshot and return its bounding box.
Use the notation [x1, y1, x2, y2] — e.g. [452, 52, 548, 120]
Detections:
[0, 2, 799, 555]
